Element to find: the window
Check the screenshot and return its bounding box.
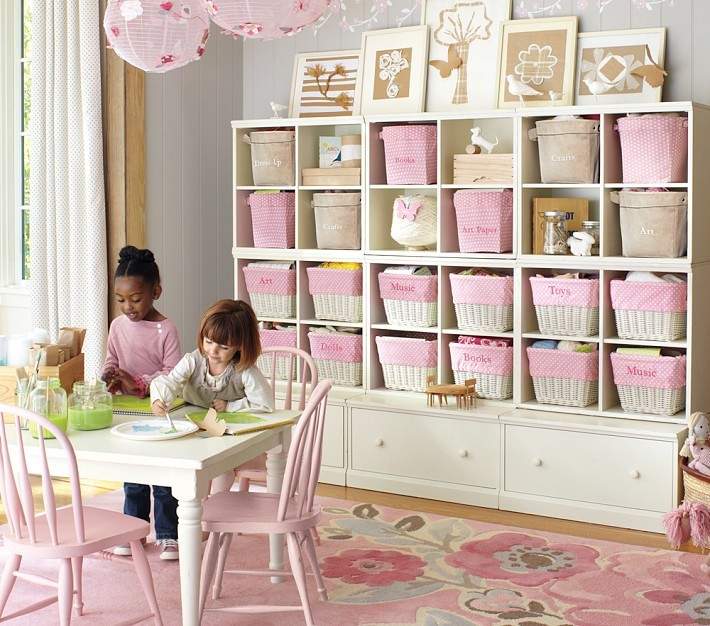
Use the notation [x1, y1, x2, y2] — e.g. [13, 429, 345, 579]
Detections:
[19, 0, 30, 280]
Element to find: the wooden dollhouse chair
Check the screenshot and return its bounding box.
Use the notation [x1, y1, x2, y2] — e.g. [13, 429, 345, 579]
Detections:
[0, 405, 163, 625]
[199, 379, 332, 626]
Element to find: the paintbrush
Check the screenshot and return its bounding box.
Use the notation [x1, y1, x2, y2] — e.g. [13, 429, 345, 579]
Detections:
[160, 392, 177, 434]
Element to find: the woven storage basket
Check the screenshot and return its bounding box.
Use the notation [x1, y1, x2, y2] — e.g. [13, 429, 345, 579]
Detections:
[449, 342, 513, 400]
[530, 276, 599, 336]
[378, 272, 437, 327]
[308, 332, 362, 387]
[375, 336, 437, 392]
[242, 266, 296, 319]
[681, 458, 710, 506]
[610, 279, 687, 341]
[449, 273, 514, 332]
[610, 352, 686, 415]
[257, 328, 297, 380]
[379, 125, 437, 185]
[527, 347, 599, 407]
[306, 267, 363, 323]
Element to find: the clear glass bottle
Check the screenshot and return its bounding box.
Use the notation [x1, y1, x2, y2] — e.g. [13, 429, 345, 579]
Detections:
[29, 377, 68, 439]
[582, 220, 600, 256]
[542, 211, 569, 255]
[68, 380, 113, 431]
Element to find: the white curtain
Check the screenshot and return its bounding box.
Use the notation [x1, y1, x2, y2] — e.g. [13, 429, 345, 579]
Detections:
[30, 0, 108, 375]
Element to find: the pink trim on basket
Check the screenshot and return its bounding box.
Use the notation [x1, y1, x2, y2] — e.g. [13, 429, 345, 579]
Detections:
[243, 267, 296, 296]
[259, 328, 297, 348]
[610, 280, 687, 313]
[308, 332, 362, 363]
[450, 274, 514, 306]
[453, 189, 513, 253]
[306, 267, 363, 296]
[527, 347, 599, 381]
[378, 273, 437, 303]
[375, 336, 437, 367]
[530, 277, 599, 307]
[610, 352, 686, 389]
[449, 342, 513, 376]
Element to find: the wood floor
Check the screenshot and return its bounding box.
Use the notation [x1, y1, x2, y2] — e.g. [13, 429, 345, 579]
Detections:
[4, 478, 703, 556]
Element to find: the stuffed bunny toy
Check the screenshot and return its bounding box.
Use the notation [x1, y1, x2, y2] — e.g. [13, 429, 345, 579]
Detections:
[681, 411, 710, 476]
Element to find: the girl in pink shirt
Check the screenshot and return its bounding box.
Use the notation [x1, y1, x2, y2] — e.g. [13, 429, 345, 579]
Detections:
[101, 246, 182, 561]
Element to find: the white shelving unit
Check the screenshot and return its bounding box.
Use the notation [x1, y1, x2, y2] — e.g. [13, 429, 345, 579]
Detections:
[232, 102, 708, 531]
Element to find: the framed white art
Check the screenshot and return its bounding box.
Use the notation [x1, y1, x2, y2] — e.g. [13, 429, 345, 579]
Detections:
[575, 28, 666, 105]
[359, 26, 430, 115]
[422, 0, 511, 111]
[289, 49, 363, 118]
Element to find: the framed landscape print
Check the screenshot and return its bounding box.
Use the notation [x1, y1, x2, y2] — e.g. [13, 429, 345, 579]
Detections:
[497, 16, 578, 109]
[575, 28, 666, 105]
[422, 0, 511, 111]
[289, 49, 362, 118]
[359, 26, 429, 115]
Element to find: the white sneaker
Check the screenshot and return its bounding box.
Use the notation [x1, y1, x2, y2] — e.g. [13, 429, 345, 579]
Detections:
[158, 538, 179, 561]
[113, 537, 146, 556]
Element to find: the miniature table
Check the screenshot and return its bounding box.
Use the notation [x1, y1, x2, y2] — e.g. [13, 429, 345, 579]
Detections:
[425, 380, 477, 409]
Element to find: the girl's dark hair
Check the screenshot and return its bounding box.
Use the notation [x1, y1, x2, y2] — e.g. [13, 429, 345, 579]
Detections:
[115, 246, 161, 286]
[197, 300, 261, 371]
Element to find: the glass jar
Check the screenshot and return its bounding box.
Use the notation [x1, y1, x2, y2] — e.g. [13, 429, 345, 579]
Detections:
[68, 380, 113, 431]
[542, 211, 569, 255]
[582, 220, 600, 256]
[29, 377, 68, 439]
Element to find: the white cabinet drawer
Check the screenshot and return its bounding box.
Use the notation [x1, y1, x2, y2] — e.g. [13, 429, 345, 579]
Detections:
[351, 408, 499, 488]
[321, 405, 345, 469]
[504, 425, 674, 512]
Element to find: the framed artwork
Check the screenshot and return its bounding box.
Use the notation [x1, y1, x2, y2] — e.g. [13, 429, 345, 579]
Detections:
[497, 16, 578, 109]
[422, 0, 511, 111]
[289, 49, 362, 118]
[575, 28, 666, 105]
[359, 26, 430, 115]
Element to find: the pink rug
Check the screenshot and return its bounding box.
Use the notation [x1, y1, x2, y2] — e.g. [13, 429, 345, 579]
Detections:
[1, 491, 709, 625]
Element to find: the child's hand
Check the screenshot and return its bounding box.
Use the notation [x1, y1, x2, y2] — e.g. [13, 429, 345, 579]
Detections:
[212, 399, 227, 412]
[116, 369, 141, 396]
[152, 400, 168, 416]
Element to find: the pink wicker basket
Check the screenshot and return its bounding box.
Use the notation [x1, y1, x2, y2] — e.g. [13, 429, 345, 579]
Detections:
[449, 342, 513, 400]
[242, 266, 296, 319]
[529, 276, 599, 336]
[308, 332, 362, 387]
[306, 267, 363, 323]
[248, 192, 295, 248]
[377, 273, 437, 327]
[616, 115, 688, 183]
[449, 273, 514, 332]
[257, 328, 297, 380]
[379, 125, 437, 185]
[375, 336, 437, 392]
[453, 190, 513, 253]
[527, 347, 599, 407]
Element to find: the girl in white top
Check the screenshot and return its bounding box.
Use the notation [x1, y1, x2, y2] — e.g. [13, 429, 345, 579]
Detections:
[151, 299, 273, 415]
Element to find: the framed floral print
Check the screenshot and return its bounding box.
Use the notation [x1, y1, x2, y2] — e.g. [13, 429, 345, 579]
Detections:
[422, 0, 511, 111]
[497, 16, 578, 109]
[575, 29, 666, 105]
[289, 49, 363, 118]
[359, 26, 430, 115]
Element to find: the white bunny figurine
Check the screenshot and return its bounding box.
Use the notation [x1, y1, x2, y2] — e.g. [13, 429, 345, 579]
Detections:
[567, 231, 595, 256]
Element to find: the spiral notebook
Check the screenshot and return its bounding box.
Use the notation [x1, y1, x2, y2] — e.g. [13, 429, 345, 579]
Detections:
[111, 394, 186, 416]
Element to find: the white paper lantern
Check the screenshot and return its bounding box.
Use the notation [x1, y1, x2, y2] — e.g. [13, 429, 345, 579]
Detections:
[104, 0, 210, 72]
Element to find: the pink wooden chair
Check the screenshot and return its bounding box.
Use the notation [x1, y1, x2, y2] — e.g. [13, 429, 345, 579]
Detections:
[199, 379, 332, 625]
[0, 404, 163, 625]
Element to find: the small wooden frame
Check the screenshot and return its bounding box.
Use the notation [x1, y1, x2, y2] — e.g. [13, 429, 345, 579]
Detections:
[425, 376, 477, 410]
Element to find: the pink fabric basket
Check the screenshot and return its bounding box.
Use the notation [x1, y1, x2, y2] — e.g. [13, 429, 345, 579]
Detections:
[453, 190, 513, 253]
[530, 277, 599, 307]
[259, 328, 297, 349]
[610, 352, 686, 390]
[610, 280, 687, 313]
[616, 115, 688, 183]
[450, 273, 514, 306]
[249, 192, 295, 248]
[379, 125, 437, 185]
[449, 342, 513, 376]
[376, 336, 437, 368]
[308, 333, 362, 364]
[257, 328, 297, 379]
[242, 266, 296, 296]
[306, 268, 362, 296]
[527, 348, 598, 381]
[377, 273, 437, 303]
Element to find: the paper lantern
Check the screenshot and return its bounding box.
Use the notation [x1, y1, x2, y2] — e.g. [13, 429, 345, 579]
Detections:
[104, 0, 210, 72]
[207, 0, 331, 40]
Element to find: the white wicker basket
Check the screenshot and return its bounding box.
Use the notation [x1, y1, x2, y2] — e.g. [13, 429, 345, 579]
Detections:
[381, 364, 437, 392]
[314, 358, 362, 387]
[383, 300, 437, 327]
[531, 377, 598, 407]
[257, 353, 296, 381]
[534, 305, 599, 336]
[454, 303, 513, 332]
[614, 310, 686, 342]
[616, 385, 685, 415]
[312, 294, 363, 323]
[452, 370, 513, 400]
[249, 292, 296, 319]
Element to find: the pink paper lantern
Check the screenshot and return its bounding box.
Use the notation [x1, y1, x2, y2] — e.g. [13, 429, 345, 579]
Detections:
[104, 0, 211, 72]
[207, 0, 331, 40]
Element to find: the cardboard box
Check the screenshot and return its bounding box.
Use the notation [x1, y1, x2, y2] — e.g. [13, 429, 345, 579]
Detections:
[453, 154, 514, 185]
[0, 353, 84, 406]
[302, 167, 360, 186]
[532, 197, 589, 255]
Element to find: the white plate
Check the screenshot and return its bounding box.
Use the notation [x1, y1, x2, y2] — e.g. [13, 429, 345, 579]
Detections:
[110, 419, 199, 441]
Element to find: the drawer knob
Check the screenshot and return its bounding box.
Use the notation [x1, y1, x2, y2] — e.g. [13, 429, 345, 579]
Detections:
[532, 457, 543, 467]
[374, 438, 384, 447]
[458, 449, 469, 458]
[630, 469, 641, 479]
